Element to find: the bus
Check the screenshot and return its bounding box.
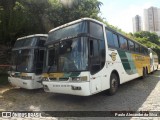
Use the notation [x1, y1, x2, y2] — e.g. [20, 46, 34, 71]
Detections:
[148, 48, 159, 72]
[42, 18, 150, 96]
[8, 34, 48, 89]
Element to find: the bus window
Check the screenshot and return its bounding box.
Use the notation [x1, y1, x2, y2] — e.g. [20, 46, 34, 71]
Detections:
[135, 43, 140, 53]
[129, 40, 135, 52]
[141, 47, 148, 55]
[106, 29, 119, 48]
[90, 22, 104, 40]
[38, 40, 45, 47]
[113, 34, 119, 48]
[140, 46, 143, 54]
[119, 36, 128, 50]
[106, 30, 114, 47]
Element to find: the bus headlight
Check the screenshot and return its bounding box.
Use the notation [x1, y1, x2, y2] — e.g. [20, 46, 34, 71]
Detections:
[42, 77, 49, 81]
[72, 76, 87, 82]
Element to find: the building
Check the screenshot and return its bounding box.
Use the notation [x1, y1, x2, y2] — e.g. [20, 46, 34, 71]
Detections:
[144, 6, 160, 36]
[132, 15, 142, 33]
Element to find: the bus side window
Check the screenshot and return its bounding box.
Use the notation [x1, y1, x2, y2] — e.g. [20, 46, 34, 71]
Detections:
[89, 39, 101, 74]
[119, 36, 128, 50]
[38, 40, 45, 47]
[129, 40, 135, 52]
[90, 22, 104, 40]
[106, 30, 114, 47]
[135, 43, 140, 53]
[106, 29, 119, 48]
[141, 47, 148, 55]
[113, 33, 119, 48]
[140, 46, 145, 54]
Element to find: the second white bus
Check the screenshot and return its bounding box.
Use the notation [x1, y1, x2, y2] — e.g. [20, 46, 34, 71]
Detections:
[8, 34, 47, 89]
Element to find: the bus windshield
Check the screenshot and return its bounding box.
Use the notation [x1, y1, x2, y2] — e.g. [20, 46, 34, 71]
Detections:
[11, 49, 35, 72]
[45, 37, 88, 72]
[48, 21, 88, 42]
[14, 37, 37, 48]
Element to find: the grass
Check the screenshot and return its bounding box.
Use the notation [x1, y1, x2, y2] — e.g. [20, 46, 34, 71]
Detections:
[0, 74, 9, 85]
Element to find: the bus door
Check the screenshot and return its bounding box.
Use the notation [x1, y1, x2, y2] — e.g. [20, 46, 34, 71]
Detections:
[89, 39, 102, 94]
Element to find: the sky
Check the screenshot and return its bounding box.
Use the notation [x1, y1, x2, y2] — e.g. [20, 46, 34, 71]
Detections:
[99, 0, 160, 33]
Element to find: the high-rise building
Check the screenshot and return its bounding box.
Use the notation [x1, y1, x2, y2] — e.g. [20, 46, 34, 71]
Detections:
[144, 6, 160, 36]
[132, 15, 142, 33]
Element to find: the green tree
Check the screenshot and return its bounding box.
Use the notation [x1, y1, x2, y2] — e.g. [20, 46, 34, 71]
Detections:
[0, 0, 103, 46]
[134, 31, 160, 45]
[0, 0, 16, 45]
[133, 31, 160, 62]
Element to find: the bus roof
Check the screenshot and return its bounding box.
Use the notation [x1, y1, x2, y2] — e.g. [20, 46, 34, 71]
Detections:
[48, 17, 148, 49]
[17, 34, 48, 41]
[49, 18, 105, 33]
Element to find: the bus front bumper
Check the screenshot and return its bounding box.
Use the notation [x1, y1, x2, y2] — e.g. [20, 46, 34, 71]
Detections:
[8, 77, 42, 89]
[42, 81, 91, 96]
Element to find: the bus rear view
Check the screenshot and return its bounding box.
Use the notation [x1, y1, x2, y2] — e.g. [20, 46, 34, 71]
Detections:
[8, 34, 47, 89]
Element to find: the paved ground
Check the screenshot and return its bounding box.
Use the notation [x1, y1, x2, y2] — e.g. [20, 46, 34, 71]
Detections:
[0, 70, 160, 120]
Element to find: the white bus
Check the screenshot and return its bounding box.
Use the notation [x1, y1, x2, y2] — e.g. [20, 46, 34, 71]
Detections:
[42, 18, 150, 96]
[149, 48, 159, 72]
[8, 34, 47, 89]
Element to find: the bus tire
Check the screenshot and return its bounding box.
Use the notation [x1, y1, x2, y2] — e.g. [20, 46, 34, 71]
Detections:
[146, 67, 148, 76]
[108, 73, 119, 95]
[142, 68, 146, 79]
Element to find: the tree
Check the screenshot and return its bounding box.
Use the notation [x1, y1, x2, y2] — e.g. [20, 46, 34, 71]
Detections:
[0, 0, 103, 46]
[0, 0, 16, 45]
[133, 31, 160, 62]
[134, 31, 160, 45]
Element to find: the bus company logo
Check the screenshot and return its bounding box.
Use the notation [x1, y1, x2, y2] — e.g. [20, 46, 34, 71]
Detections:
[110, 52, 117, 61]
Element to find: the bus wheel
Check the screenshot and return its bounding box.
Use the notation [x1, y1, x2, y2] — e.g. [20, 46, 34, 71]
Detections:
[142, 68, 146, 79]
[108, 73, 119, 95]
[146, 67, 148, 76]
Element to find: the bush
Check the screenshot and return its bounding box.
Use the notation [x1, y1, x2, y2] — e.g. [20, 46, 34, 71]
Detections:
[0, 74, 9, 85]
[0, 66, 10, 74]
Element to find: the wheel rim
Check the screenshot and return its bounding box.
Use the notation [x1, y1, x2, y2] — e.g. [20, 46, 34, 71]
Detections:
[111, 78, 118, 92]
